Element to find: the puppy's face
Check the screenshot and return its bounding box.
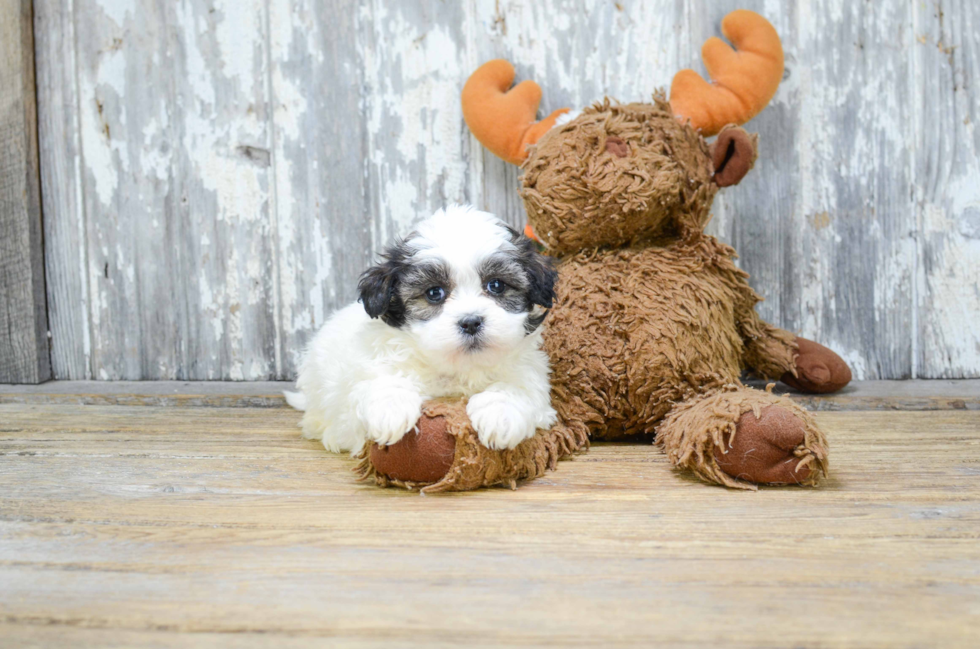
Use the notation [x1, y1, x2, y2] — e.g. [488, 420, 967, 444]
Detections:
[358, 206, 557, 366]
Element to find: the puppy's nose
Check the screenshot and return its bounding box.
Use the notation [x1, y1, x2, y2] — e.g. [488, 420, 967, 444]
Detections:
[458, 315, 484, 336]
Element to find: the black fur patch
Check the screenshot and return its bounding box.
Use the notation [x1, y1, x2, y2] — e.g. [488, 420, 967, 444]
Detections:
[357, 237, 415, 327]
[524, 309, 548, 334]
[479, 254, 532, 313]
[397, 260, 453, 322]
[506, 226, 558, 333]
[508, 226, 558, 309]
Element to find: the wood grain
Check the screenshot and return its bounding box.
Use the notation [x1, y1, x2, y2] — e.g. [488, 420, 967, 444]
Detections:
[33, 1, 980, 380]
[708, 0, 916, 380]
[1, 402, 978, 647]
[3, 379, 980, 411]
[267, 0, 374, 376]
[44, 0, 282, 380]
[0, 0, 50, 384]
[915, 0, 980, 378]
[33, 0, 89, 380]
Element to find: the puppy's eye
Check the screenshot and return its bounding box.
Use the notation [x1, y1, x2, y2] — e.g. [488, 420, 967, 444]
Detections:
[485, 279, 506, 295]
[425, 286, 446, 303]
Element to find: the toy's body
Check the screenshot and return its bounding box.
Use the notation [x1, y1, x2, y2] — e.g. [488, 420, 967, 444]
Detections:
[360, 10, 852, 491]
[547, 239, 790, 438]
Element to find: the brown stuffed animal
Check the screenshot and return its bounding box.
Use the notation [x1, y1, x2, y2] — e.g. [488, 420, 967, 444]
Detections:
[358, 10, 851, 492]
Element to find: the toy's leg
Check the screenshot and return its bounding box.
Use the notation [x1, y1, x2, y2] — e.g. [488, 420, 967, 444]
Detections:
[657, 384, 828, 489]
[356, 399, 588, 493]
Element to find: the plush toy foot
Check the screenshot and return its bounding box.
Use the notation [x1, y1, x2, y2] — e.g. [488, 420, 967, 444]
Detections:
[658, 384, 829, 489]
[781, 337, 852, 394]
[713, 405, 827, 485]
[369, 414, 457, 484]
[356, 398, 587, 493]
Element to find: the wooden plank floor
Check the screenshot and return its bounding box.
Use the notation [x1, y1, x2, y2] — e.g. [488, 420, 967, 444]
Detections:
[1, 384, 979, 648]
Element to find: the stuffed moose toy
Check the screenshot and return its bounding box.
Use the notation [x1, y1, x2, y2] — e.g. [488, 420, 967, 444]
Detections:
[358, 10, 851, 492]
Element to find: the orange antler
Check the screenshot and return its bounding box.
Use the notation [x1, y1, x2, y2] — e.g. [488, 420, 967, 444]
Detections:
[670, 10, 784, 137]
[462, 60, 569, 165]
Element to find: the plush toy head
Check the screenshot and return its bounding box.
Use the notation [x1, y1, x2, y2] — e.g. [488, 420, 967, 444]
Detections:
[462, 10, 782, 255]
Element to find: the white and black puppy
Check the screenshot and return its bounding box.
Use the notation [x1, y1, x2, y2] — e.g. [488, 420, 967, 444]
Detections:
[285, 205, 558, 455]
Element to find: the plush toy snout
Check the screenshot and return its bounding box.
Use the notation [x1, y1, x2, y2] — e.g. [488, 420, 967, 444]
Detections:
[605, 136, 629, 157]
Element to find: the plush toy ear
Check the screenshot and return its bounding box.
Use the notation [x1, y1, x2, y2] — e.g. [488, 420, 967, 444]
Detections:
[711, 125, 758, 187]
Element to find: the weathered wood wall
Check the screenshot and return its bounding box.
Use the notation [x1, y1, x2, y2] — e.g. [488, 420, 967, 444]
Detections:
[1, 0, 50, 384]
[33, 0, 980, 380]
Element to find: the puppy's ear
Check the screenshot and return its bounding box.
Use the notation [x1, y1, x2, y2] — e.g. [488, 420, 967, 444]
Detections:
[358, 242, 410, 327]
[511, 228, 558, 309]
[358, 263, 397, 320]
[526, 251, 558, 309]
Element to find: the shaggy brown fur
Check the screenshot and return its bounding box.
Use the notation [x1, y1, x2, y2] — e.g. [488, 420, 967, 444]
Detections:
[544, 233, 798, 442]
[522, 97, 716, 255]
[356, 399, 588, 493]
[364, 92, 848, 491]
[658, 384, 828, 490]
[526, 97, 828, 487]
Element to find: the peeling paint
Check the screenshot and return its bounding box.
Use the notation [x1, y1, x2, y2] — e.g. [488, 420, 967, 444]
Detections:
[808, 211, 832, 230]
[362, 4, 468, 239]
[39, 0, 980, 380]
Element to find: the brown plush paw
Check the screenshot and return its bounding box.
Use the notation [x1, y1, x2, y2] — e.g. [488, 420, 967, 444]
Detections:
[781, 336, 852, 394]
[713, 405, 825, 485]
[369, 415, 456, 484]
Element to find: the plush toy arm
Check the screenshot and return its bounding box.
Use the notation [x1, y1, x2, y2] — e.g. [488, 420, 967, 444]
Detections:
[739, 311, 799, 380]
[735, 286, 852, 394]
[719, 256, 795, 379]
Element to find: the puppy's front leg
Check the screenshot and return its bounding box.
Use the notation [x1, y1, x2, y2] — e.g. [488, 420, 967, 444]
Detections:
[467, 383, 557, 451]
[351, 376, 424, 446]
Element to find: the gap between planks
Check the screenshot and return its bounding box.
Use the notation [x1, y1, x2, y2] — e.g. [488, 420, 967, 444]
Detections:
[0, 379, 978, 410]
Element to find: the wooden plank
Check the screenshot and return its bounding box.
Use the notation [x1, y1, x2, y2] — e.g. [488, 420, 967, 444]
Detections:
[33, 0, 980, 381]
[698, 0, 797, 351]
[0, 0, 50, 384]
[267, 0, 373, 376]
[2, 379, 980, 411]
[71, 0, 172, 379]
[169, 0, 280, 380]
[0, 380, 293, 408]
[0, 404, 978, 647]
[34, 0, 91, 380]
[708, 0, 915, 380]
[68, 0, 280, 380]
[357, 0, 471, 236]
[914, 0, 980, 378]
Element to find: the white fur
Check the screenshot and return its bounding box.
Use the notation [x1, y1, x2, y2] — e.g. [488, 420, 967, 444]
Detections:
[555, 109, 582, 127]
[286, 205, 557, 455]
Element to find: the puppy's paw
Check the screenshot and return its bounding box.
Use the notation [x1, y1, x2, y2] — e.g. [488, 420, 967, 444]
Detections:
[360, 389, 423, 446]
[467, 392, 536, 451]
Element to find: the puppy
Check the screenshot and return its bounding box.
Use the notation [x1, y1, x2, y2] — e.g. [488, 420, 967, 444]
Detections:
[285, 205, 558, 455]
